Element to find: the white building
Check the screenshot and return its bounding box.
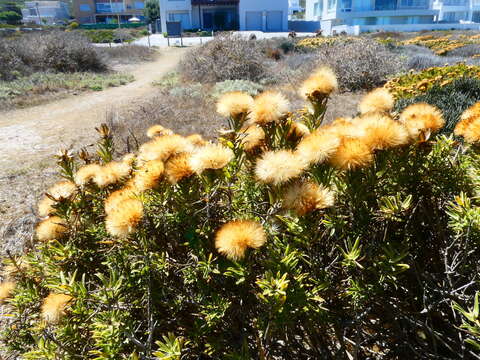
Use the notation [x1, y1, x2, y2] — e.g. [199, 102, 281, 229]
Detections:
[305, 0, 480, 33]
[22, 1, 70, 24]
[432, 0, 480, 23]
[289, 0, 304, 15]
[158, 0, 289, 33]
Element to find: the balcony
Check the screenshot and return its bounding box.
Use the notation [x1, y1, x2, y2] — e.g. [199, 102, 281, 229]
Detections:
[191, 0, 239, 5]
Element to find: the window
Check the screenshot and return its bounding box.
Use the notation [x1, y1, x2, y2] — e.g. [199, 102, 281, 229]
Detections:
[327, 0, 336, 10]
[135, 1, 144, 9]
[399, 0, 428, 7]
[79, 4, 91, 11]
[341, 0, 352, 11]
[355, 0, 371, 11]
[313, 1, 323, 16]
[375, 0, 397, 10]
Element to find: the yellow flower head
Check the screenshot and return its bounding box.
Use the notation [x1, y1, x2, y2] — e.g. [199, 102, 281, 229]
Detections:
[105, 186, 137, 215]
[358, 88, 394, 115]
[36, 216, 67, 242]
[165, 153, 195, 184]
[255, 150, 307, 185]
[299, 66, 338, 99]
[283, 181, 335, 216]
[41, 293, 73, 324]
[138, 134, 194, 162]
[399, 103, 445, 140]
[239, 125, 265, 152]
[216, 91, 254, 118]
[215, 220, 266, 260]
[455, 102, 480, 143]
[248, 91, 290, 125]
[38, 181, 76, 217]
[122, 153, 136, 166]
[296, 129, 341, 165]
[186, 133, 207, 147]
[188, 143, 234, 175]
[146, 124, 174, 138]
[133, 160, 165, 192]
[287, 121, 311, 140]
[94, 161, 132, 188]
[359, 114, 409, 150]
[0, 281, 15, 303]
[330, 137, 374, 171]
[105, 198, 143, 237]
[74, 163, 102, 186]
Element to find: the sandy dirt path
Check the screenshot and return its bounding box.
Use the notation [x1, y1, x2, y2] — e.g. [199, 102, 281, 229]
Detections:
[0, 47, 187, 255]
[0, 47, 187, 171]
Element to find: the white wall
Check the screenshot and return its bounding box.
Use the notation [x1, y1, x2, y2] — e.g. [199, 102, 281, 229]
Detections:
[239, 0, 289, 31]
[159, 0, 192, 33]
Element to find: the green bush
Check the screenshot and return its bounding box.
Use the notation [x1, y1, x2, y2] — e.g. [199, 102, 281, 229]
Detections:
[395, 77, 480, 134]
[82, 30, 114, 44]
[1, 71, 480, 359]
[211, 79, 264, 98]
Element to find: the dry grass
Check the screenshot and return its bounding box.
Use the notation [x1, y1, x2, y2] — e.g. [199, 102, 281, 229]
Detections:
[96, 45, 157, 66]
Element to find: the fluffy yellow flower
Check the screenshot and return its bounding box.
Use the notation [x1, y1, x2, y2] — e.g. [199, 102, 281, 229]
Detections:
[189, 143, 234, 174]
[186, 134, 207, 147]
[358, 88, 394, 115]
[283, 181, 335, 216]
[455, 102, 480, 143]
[41, 293, 73, 324]
[239, 125, 265, 152]
[165, 153, 195, 184]
[248, 91, 290, 125]
[215, 220, 266, 260]
[93, 161, 131, 188]
[74, 163, 102, 186]
[330, 138, 374, 171]
[288, 122, 311, 140]
[299, 67, 338, 99]
[0, 281, 15, 303]
[38, 181, 76, 217]
[399, 103, 445, 140]
[296, 129, 341, 165]
[104, 186, 137, 215]
[105, 198, 143, 237]
[138, 135, 194, 162]
[36, 216, 67, 242]
[146, 124, 174, 138]
[133, 160, 165, 191]
[359, 114, 409, 150]
[255, 150, 307, 185]
[216, 91, 254, 118]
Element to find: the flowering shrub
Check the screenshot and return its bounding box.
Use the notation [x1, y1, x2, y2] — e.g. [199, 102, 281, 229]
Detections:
[295, 36, 358, 51]
[401, 34, 480, 56]
[385, 63, 480, 98]
[1, 68, 480, 359]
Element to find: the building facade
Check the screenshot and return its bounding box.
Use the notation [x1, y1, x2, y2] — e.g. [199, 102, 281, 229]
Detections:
[304, 0, 480, 33]
[158, 0, 289, 33]
[73, 0, 146, 24]
[22, 1, 70, 24]
[432, 0, 480, 23]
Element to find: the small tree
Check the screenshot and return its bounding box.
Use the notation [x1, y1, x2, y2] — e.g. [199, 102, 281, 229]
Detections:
[0, 10, 22, 24]
[144, 0, 159, 25]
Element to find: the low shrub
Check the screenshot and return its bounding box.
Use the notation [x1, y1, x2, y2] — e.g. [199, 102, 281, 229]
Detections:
[0, 31, 106, 80]
[295, 35, 358, 51]
[0, 72, 134, 109]
[446, 43, 480, 57]
[178, 33, 271, 83]
[168, 83, 203, 98]
[315, 38, 405, 91]
[2, 70, 480, 359]
[152, 71, 180, 88]
[395, 77, 480, 134]
[385, 63, 480, 98]
[211, 79, 264, 98]
[96, 44, 156, 64]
